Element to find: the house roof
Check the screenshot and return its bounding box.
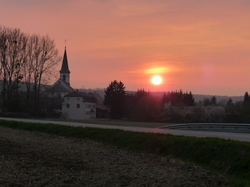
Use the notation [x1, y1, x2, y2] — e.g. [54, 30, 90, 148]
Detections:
[59, 48, 70, 74]
[96, 103, 109, 111]
[64, 91, 96, 103]
[88, 92, 104, 103]
[88, 92, 109, 110]
[50, 78, 74, 93]
[50, 82, 71, 92]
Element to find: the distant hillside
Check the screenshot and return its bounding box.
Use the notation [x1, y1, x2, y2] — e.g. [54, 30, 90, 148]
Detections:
[193, 94, 243, 103]
[149, 92, 243, 103]
[79, 88, 105, 98]
[78, 88, 244, 103]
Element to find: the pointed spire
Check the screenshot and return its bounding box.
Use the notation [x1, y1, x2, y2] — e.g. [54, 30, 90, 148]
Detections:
[59, 47, 70, 74]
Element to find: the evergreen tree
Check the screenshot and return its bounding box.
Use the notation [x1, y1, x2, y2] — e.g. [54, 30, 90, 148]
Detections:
[244, 92, 250, 102]
[104, 80, 126, 119]
[126, 90, 161, 122]
[203, 98, 211, 106]
[226, 98, 233, 106]
[183, 91, 195, 106]
[243, 92, 250, 122]
[211, 96, 217, 105]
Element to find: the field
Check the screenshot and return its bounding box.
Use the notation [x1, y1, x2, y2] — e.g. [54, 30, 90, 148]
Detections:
[1, 120, 250, 186]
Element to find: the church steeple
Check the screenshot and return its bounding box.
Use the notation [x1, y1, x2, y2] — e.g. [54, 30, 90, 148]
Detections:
[60, 47, 70, 85]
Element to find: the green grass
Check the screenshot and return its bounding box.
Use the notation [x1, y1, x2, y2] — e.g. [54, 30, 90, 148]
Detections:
[0, 120, 250, 186]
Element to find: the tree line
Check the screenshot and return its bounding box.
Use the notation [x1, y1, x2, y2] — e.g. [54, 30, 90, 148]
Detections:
[104, 80, 250, 123]
[0, 26, 60, 116]
[104, 80, 195, 121]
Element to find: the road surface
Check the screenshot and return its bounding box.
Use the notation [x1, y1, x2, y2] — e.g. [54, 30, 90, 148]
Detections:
[0, 117, 250, 142]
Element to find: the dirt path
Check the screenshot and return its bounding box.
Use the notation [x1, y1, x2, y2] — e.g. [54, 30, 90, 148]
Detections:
[0, 126, 231, 187]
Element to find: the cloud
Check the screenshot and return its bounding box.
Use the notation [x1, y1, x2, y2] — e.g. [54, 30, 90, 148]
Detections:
[125, 61, 179, 77]
[144, 67, 172, 74]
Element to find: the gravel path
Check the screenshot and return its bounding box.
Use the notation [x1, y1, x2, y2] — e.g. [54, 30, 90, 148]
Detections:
[0, 126, 231, 187]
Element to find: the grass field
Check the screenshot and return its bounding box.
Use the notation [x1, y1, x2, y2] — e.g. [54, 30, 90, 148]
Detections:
[0, 119, 250, 186]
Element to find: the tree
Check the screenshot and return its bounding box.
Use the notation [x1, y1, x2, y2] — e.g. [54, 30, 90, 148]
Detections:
[243, 92, 250, 122]
[124, 89, 162, 122]
[225, 98, 238, 122]
[104, 80, 126, 119]
[183, 91, 195, 106]
[203, 98, 211, 106]
[244, 92, 250, 102]
[226, 98, 233, 106]
[24, 34, 60, 115]
[211, 96, 217, 105]
[0, 26, 61, 115]
[0, 27, 27, 112]
[161, 90, 194, 107]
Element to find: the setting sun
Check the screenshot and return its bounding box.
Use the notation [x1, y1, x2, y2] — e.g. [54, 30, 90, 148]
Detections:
[151, 75, 162, 85]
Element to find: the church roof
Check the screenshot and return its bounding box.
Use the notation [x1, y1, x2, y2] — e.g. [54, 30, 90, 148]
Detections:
[64, 91, 96, 103]
[59, 48, 70, 74]
[50, 78, 74, 93]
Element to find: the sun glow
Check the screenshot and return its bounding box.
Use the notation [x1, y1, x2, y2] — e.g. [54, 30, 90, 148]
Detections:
[145, 67, 170, 74]
[151, 75, 162, 85]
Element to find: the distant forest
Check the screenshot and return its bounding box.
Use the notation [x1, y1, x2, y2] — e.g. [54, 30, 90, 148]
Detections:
[81, 88, 244, 103]
[103, 80, 250, 123]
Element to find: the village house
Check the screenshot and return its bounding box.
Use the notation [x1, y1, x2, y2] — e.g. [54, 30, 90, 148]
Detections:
[62, 91, 96, 120]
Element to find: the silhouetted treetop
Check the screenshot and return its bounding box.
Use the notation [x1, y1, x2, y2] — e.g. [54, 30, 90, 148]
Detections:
[104, 80, 126, 119]
[161, 90, 194, 106]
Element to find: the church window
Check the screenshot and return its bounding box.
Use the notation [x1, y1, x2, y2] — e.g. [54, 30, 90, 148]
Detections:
[66, 104, 70, 108]
[63, 75, 66, 81]
[77, 104, 80, 108]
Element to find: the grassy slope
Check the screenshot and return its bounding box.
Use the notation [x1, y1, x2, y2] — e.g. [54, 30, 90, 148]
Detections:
[0, 120, 249, 186]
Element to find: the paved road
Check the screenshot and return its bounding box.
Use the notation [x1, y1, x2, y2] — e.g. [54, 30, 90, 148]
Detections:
[1, 117, 250, 142]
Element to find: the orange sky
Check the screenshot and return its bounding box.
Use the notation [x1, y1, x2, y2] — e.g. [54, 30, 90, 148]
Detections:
[1, 0, 250, 96]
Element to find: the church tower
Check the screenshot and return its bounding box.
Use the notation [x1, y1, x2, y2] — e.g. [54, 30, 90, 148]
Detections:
[59, 47, 70, 85]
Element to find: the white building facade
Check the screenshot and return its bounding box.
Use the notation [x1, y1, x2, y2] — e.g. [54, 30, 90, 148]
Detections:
[62, 92, 96, 120]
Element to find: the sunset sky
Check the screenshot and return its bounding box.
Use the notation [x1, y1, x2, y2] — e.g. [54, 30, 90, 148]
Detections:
[1, 0, 250, 96]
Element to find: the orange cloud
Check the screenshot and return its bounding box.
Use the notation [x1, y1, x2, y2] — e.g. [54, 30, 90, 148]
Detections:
[144, 67, 172, 75]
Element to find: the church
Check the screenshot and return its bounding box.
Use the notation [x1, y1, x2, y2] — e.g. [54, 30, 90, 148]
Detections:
[50, 47, 108, 120]
[50, 47, 75, 97]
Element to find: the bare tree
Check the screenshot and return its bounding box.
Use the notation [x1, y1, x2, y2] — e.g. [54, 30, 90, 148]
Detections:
[0, 26, 61, 115]
[0, 27, 27, 111]
[23, 34, 61, 115]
